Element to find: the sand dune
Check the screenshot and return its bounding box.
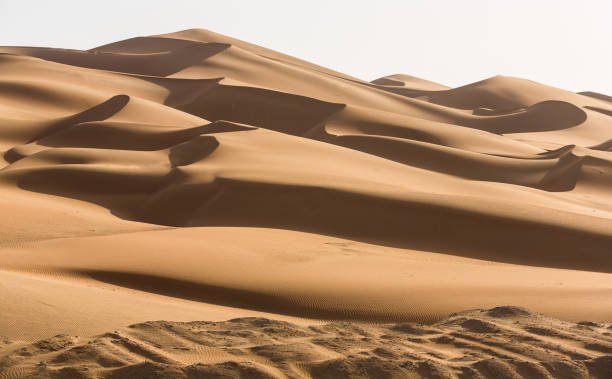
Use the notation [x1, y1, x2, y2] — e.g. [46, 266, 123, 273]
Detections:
[2, 307, 612, 378]
[0, 28, 611, 378]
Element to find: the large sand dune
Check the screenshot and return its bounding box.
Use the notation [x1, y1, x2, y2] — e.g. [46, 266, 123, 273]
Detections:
[0, 29, 611, 378]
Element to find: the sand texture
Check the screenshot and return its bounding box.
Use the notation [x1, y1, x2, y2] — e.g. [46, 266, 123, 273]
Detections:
[0, 29, 611, 378]
[2, 307, 612, 378]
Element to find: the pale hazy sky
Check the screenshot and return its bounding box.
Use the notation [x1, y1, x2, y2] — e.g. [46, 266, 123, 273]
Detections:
[1, 0, 610, 94]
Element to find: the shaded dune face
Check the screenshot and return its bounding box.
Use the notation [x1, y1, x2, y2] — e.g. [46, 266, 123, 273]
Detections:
[0, 28, 612, 341]
[2, 39, 230, 76]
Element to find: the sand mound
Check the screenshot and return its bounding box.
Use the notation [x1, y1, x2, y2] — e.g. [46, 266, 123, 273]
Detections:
[2, 308, 611, 378]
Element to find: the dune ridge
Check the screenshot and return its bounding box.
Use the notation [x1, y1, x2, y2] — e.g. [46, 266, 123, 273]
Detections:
[0, 28, 611, 378]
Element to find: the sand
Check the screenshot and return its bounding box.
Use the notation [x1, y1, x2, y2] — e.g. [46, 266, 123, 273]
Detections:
[3, 307, 612, 378]
[0, 28, 611, 378]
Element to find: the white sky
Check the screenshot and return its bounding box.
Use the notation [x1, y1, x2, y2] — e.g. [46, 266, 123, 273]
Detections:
[1, 0, 610, 94]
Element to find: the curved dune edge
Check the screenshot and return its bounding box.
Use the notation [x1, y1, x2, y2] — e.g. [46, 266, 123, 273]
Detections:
[1, 307, 611, 379]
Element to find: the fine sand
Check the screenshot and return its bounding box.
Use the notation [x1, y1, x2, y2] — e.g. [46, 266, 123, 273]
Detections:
[0, 29, 611, 378]
[3, 307, 612, 378]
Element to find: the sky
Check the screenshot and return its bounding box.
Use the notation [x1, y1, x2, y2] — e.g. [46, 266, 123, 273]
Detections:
[0, 0, 610, 94]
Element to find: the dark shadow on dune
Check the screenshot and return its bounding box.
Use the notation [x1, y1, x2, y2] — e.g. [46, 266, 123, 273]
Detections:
[35, 122, 211, 151]
[12, 167, 612, 273]
[32, 120, 254, 152]
[169, 136, 219, 166]
[370, 77, 406, 86]
[533, 144, 577, 159]
[3, 146, 29, 165]
[4, 94, 130, 164]
[136, 76, 346, 136]
[12, 122, 223, 222]
[579, 91, 612, 104]
[585, 106, 612, 117]
[174, 84, 345, 136]
[143, 178, 612, 273]
[589, 139, 612, 151]
[469, 101, 588, 134]
[83, 270, 396, 321]
[332, 134, 581, 191]
[24, 39, 230, 76]
[14, 166, 167, 221]
[28, 95, 130, 143]
[137, 76, 221, 110]
[198, 120, 257, 134]
[366, 85, 426, 98]
[537, 153, 584, 191]
[90, 36, 215, 54]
